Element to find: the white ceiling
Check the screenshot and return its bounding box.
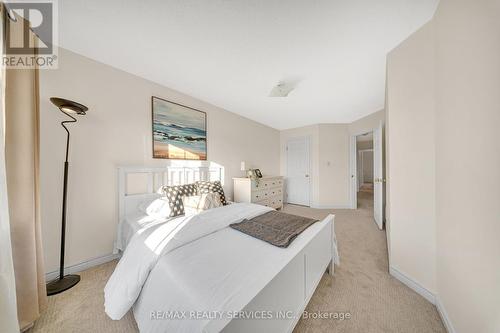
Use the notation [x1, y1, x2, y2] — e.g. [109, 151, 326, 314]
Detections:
[58, 0, 439, 130]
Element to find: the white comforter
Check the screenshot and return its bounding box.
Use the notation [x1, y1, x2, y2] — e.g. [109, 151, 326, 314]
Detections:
[105, 203, 337, 333]
[104, 203, 273, 320]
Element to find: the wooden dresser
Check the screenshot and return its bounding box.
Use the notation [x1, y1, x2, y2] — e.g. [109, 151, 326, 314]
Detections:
[233, 176, 284, 209]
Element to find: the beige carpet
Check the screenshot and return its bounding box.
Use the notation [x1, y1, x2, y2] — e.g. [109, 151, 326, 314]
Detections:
[30, 192, 445, 333]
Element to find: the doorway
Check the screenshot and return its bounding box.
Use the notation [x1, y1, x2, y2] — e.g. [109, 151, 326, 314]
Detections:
[350, 122, 385, 229]
[286, 136, 311, 206]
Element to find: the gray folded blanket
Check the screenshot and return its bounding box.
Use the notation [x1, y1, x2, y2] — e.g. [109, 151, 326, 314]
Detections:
[230, 210, 318, 248]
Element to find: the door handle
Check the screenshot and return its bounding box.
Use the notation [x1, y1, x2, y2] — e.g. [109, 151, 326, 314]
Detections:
[305, 174, 309, 178]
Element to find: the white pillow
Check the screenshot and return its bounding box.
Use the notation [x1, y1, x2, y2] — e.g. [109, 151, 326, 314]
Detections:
[139, 197, 171, 218]
[182, 193, 222, 216]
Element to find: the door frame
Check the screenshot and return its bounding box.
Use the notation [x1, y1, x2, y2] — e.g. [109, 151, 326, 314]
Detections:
[349, 125, 385, 223]
[350, 134, 358, 209]
[372, 122, 384, 229]
[285, 136, 312, 207]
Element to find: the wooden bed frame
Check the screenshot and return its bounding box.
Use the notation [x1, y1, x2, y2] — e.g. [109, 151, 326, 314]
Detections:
[116, 166, 336, 333]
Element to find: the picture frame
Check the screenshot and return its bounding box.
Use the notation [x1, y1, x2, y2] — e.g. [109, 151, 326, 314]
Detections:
[151, 96, 207, 160]
[254, 169, 263, 178]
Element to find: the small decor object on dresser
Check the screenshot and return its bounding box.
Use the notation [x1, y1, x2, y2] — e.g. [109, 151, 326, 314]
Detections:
[246, 169, 257, 179]
[254, 169, 263, 178]
[152, 96, 207, 160]
[233, 176, 284, 209]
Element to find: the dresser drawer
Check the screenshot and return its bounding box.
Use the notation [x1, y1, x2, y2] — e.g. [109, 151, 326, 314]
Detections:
[254, 178, 283, 190]
[252, 187, 283, 201]
[268, 196, 283, 209]
[255, 196, 283, 209]
[233, 176, 284, 209]
[255, 198, 270, 207]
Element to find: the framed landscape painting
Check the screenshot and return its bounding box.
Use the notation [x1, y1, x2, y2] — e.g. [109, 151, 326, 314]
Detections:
[152, 97, 207, 160]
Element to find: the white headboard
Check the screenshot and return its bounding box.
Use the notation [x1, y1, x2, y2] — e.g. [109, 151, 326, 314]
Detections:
[118, 165, 223, 224]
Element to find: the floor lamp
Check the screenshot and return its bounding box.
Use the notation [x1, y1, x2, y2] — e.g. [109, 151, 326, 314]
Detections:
[46, 97, 89, 296]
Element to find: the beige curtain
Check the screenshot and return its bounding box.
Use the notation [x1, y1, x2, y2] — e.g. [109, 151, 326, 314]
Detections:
[3, 6, 47, 331]
[0, 5, 20, 333]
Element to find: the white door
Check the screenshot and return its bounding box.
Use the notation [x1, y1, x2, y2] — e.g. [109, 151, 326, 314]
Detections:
[373, 122, 384, 229]
[286, 137, 310, 206]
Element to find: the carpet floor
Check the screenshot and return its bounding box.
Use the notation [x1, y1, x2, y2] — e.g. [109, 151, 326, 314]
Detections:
[30, 191, 445, 333]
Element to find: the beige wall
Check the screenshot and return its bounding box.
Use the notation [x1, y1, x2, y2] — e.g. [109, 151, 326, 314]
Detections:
[386, 21, 437, 294]
[434, 1, 500, 332]
[40, 48, 280, 273]
[317, 124, 350, 208]
[386, 0, 500, 331]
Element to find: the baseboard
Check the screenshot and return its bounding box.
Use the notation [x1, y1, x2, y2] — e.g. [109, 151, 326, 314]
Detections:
[389, 266, 456, 333]
[45, 253, 121, 282]
[435, 298, 456, 333]
[389, 266, 436, 304]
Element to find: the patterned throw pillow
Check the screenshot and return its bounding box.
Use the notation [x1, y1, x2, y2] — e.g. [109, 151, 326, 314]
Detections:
[196, 180, 227, 205]
[158, 184, 198, 217]
[182, 193, 222, 216]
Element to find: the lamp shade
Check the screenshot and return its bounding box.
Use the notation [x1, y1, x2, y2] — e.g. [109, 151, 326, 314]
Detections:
[240, 161, 246, 171]
[50, 97, 88, 115]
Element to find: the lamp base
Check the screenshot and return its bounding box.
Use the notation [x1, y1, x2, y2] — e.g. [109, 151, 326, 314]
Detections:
[46, 274, 80, 296]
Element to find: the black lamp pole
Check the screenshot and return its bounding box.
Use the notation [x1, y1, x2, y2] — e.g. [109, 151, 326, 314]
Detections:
[46, 97, 88, 296]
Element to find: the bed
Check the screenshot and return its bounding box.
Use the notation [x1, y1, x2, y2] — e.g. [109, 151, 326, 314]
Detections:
[107, 166, 338, 333]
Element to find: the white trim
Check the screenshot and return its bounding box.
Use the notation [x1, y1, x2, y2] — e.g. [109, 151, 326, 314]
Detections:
[349, 134, 358, 209]
[45, 253, 120, 282]
[358, 150, 364, 187]
[389, 267, 456, 333]
[436, 298, 456, 333]
[389, 266, 436, 304]
[310, 203, 351, 209]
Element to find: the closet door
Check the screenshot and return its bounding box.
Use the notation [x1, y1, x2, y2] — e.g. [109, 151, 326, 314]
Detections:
[286, 137, 310, 206]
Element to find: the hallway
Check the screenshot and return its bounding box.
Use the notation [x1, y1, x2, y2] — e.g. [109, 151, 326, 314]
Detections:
[357, 183, 374, 211]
